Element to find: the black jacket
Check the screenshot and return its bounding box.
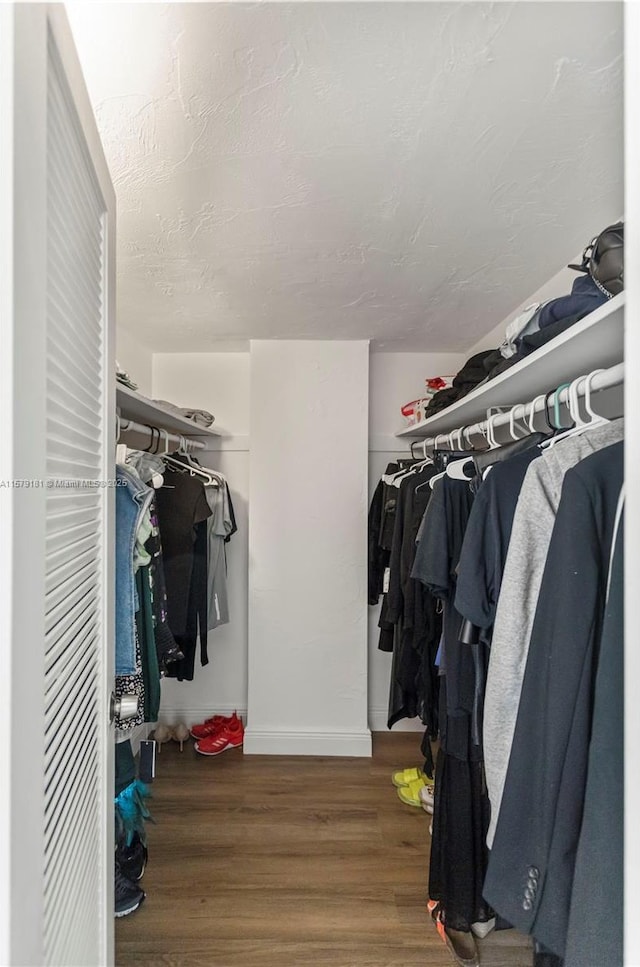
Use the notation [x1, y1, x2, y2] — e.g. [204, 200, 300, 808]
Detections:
[483, 442, 623, 958]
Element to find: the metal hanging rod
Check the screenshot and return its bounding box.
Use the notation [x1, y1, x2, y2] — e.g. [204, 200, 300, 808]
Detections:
[413, 362, 624, 452]
[117, 416, 205, 452]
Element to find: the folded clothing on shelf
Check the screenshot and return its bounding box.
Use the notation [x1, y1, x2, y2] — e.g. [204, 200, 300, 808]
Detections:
[116, 360, 138, 391]
[152, 400, 215, 426]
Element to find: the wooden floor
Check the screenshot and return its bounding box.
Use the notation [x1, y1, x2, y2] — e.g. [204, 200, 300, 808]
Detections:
[116, 732, 531, 967]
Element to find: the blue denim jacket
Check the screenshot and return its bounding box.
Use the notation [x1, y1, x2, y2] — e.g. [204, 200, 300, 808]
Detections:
[116, 465, 154, 675]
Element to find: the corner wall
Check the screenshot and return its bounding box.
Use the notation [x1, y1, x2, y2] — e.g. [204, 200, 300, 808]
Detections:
[245, 340, 371, 756]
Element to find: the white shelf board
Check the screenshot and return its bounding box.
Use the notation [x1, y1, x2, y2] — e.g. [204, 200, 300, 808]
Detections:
[396, 293, 625, 439]
[116, 384, 222, 439]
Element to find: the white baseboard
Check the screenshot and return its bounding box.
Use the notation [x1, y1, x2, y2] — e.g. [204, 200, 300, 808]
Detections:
[158, 705, 247, 726]
[159, 706, 423, 738]
[243, 728, 372, 757]
[368, 707, 425, 733]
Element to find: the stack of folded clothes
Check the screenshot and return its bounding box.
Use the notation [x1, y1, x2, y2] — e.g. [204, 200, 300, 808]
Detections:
[153, 400, 215, 427]
[424, 272, 611, 418]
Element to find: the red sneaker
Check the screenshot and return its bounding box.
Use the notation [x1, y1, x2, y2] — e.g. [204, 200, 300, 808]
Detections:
[195, 719, 244, 756]
[190, 711, 240, 741]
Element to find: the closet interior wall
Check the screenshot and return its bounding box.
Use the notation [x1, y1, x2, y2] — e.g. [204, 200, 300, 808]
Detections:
[115, 337, 467, 733]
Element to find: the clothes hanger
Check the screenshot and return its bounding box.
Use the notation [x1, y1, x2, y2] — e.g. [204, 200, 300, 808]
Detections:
[445, 427, 478, 480]
[541, 369, 609, 448]
[538, 380, 578, 450]
[160, 430, 219, 486]
[383, 438, 430, 486]
[391, 439, 434, 487]
[178, 436, 226, 484]
[526, 393, 547, 435]
[508, 403, 528, 441]
[428, 433, 452, 489]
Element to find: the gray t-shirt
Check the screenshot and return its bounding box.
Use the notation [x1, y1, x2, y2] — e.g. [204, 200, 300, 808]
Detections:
[205, 482, 233, 630]
[483, 418, 624, 846]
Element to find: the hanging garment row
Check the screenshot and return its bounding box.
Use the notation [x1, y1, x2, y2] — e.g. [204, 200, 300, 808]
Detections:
[369, 366, 624, 967]
[114, 431, 237, 729]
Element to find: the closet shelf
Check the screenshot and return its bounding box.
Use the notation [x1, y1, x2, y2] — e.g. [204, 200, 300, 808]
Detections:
[116, 385, 222, 439]
[396, 292, 625, 439]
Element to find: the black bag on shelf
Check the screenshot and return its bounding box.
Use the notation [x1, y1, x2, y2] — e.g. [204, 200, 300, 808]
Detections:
[569, 221, 624, 297]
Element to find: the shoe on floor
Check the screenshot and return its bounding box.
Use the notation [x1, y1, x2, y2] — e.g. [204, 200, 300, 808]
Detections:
[195, 718, 244, 756]
[396, 777, 427, 807]
[391, 766, 427, 788]
[115, 860, 145, 918]
[428, 900, 479, 967]
[190, 711, 241, 741]
[419, 784, 434, 814]
[470, 917, 496, 939]
[116, 832, 148, 882]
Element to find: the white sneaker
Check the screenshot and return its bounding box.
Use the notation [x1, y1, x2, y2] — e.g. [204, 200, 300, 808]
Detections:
[419, 784, 434, 814]
[471, 918, 496, 939]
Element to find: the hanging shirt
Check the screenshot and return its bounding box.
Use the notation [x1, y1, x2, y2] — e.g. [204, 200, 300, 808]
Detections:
[454, 442, 543, 639]
[564, 496, 624, 967]
[155, 467, 212, 639]
[483, 418, 624, 847]
[484, 441, 623, 958]
[205, 482, 232, 630]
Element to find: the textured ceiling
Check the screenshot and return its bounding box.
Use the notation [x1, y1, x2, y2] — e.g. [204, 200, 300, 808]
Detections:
[68, 2, 623, 353]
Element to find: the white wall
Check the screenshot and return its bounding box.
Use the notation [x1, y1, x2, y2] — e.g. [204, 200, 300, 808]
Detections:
[367, 351, 465, 731]
[246, 340, 371, 756]
[152, 353, 250, 724]
[116, 325, 153, 396]
[149, 347, 467, 737]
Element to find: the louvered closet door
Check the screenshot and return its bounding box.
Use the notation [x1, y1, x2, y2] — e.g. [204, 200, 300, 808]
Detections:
[0, 6, 116, 965]
[44, 24, 112, 967]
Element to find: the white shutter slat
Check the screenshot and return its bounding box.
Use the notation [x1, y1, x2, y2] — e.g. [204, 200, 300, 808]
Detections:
[47, 415, 102, 455]
[44, 682, 97, 801]
[48, 294, 102, 371]
[43, 27, 108, 967]
[48, 275, 102, 348]
[45, 769, 99, 956]
[46, 547, 98, 600]
[47, 201, 102, 282]
[47, 351, 102, 412]
[45, 579, 98, 654]
[47, 396, 103, 444]
[47, 307, 103, 398]
[45, 648, 95, 734]
[46, 515, 99, 554]
[48, 219, 103, 314]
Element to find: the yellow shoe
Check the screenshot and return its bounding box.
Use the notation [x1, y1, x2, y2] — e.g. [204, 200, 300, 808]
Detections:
[397, 777, 427, 807]
[391, 766, 427, 788]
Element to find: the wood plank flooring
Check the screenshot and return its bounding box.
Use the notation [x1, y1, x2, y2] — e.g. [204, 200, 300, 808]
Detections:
[116, 732, 531, 967]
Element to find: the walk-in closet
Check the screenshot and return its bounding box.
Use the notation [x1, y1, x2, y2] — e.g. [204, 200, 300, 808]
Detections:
[1, 2, 638, 966]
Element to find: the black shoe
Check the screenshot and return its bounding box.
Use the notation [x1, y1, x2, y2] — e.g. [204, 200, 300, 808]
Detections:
[115, 860, 145, 918]
[116, 832, 148, 882]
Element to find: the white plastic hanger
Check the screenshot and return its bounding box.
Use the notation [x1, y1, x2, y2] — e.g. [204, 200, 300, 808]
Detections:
[391, 438, 434, 488]
[541, 369, 609, 449]
[428, 433, 451, 489]
[508, 403, 527, 441]
[527, 394, 547, 435]
[161, 430, 219, 486]
[445, 427, 477, 480]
